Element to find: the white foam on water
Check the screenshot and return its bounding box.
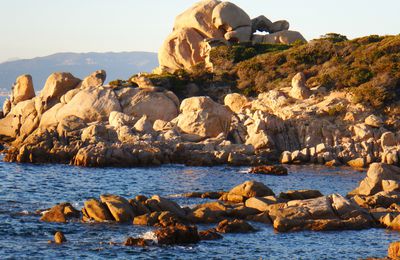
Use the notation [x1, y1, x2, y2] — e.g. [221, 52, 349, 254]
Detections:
[238, 168, 250, 173]
[167, 194, 184, 198]
[141, 231, 158, 243]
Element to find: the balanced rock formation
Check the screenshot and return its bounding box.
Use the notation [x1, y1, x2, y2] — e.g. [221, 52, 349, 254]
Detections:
[10, 74, 35, 107]
[159, 0, 306, 72]
[289, 72, 311, 100]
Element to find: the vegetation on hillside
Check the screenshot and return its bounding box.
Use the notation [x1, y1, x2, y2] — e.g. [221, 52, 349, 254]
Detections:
[113, 34, 400, 111]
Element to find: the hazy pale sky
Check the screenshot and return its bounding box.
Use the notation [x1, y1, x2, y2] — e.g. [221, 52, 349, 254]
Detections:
[0, 0, 399, 63]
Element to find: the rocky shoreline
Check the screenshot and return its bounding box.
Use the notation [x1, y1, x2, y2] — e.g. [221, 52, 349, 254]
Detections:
[38, 162, 400, 259]
[0, 69, 398, 169]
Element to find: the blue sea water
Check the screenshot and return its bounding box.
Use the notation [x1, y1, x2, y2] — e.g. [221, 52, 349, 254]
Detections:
[0, 158, 398, 259]
[0, 96, 7, 108]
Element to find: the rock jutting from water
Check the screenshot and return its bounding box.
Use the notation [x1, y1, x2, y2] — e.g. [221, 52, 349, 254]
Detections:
[37, 164, 400, 245]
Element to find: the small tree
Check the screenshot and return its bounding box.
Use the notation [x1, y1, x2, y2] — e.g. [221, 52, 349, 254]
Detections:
[321, 33, 348, 43]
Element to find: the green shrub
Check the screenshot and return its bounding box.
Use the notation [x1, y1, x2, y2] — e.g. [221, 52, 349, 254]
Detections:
[321, 33, 348, 43]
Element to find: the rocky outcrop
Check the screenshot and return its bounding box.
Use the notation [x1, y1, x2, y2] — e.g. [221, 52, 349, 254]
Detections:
[40, 203, 80, 223]
[39, 72, 81, 112]
[154, 224, 200, 245]
[99, 194, 135, 222]
[82, 198, 114, 222]
[248, 165, 288, 176]
[10, 74, 35, 107]
[158, 0, 306, 72]
[176, 96, 232, 139]
[289, 73, 310, 100]
[1, 68, 399, 170]
[349, 163, 400, 197]
[216, 219, 255, 233]
[54, 231, 67, 244]
[388, 241, 400, 260]
[220, 180, 275, 202]
[269, 194, 374, 232]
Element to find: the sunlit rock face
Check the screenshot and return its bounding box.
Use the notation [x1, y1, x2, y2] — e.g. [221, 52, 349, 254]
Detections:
[158, 0, 306, 72]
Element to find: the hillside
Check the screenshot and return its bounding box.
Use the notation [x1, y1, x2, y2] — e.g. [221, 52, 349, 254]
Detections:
[0, 52, 158, 93]
[121, 34, 400, 114]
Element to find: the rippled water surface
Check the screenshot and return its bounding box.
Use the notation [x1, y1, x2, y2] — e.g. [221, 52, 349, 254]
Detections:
[0, 158, 398, 259]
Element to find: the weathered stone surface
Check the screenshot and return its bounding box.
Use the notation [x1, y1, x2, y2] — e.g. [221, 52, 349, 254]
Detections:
[176, 96, 232, 139]
[11, 74, 35, 105]
[39, 72, 81, 111]
[245, 197, 277, 212]
[224, 93, 248, 113]
[47, 87, 121, 125]
[246, 211, 272, 224]
[149, 195, 186, 218]
[80, 70, 106, 89]
[100, 194, 135, 222]
[365, 114, 383, 128]
[82, 198, 114, 222]
[278, 190, 323, 201]
[129, 199, 150, 216]
[109, 111, 136, 128]
[381, 132, 397, 148]
[133, 212, 161, 226]
[2, 98, 11, 116]
[154, 224, 200, 245]
[269, 195, 373, 232]
[227, 181, 275, 199]
[253, 30, 306, 45]
[158, 0, 305, 72]
[349, 163, 400, 196]
[212, 2, 251, 42]
[249, 165, 288, 176]
[199, 229, 223, 240]
[54, 231, 67, 244]
[289, 72, 310, 100]
[245, 130, 274, 150]
[40, 203, 80, 223]
[119, 89, 179, 122]
[216, 219, 255, 233]
[388, 241, 400, 260]
[123, 237, 148, 247]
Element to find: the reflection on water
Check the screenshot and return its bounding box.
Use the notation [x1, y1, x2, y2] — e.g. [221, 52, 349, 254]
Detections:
[0, 159, 398, 259]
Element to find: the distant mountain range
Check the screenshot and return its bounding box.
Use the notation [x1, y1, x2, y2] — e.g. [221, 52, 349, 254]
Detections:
[0, 52, 159, 93]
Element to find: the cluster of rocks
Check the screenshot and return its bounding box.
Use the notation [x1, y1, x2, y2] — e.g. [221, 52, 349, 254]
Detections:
[158, 0, 306, 72]
[0, 69, 399, 169]
[39, 163, 400, 247]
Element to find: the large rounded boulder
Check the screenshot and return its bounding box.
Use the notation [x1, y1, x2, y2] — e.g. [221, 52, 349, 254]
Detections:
[176, 96, 232, 139]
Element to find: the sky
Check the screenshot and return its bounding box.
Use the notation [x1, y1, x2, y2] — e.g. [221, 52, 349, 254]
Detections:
[0, 0, 399, 63]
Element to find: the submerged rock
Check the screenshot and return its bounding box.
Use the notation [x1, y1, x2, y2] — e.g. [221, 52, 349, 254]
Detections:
[248, 165, 288, 176]
[278, 190, 323, 200]
[54, 231, 67, 244]
[199, 229, 223, 240]
[216, 219, 255, 233]
[123, 237, 149, 247]
[220, 181, 275, 202]
[154, 224, 200, 245]
[40, 203, 80, 223]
